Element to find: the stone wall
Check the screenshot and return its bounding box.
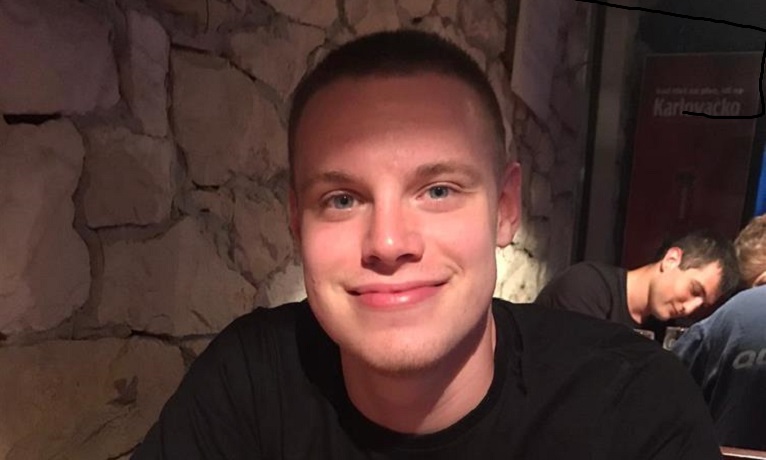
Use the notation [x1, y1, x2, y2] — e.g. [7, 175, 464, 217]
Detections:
[0, 0, 590, 457]
[496, 1, 590, 299]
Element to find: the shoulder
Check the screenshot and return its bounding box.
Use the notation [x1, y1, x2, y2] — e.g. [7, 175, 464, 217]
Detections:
[681, 285, 766, 347]
[693, 285, 766, 332]
[494, 298, 664, 373]
[212, 301, 306, 343]
[716, 285, 766, 318]
[534, 263, 625, 318]
[553, 261, 607, 279]
[178, 300, 327, 418]
[493, 298, 717, 457]
[191, 301, 314, 375]
[541, 262, 621, 291]
[562, 261, 620, 277]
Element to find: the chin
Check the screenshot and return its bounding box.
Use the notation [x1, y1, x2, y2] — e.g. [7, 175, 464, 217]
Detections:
[345, 332, 450, 377]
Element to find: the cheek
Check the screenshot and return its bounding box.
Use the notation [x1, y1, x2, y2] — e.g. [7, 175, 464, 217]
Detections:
[427, 208, 497, 261]
[669, 278, 690, 299]
[300, 221, 362, 273]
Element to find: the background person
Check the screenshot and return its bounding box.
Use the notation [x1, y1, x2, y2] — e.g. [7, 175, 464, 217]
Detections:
[672, 214, 766, 450]
[535, 230, 740, 341]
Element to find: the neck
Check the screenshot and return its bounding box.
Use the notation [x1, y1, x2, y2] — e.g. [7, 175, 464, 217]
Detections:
[626, 264, 656, 324]
[341, 311, 496, 435]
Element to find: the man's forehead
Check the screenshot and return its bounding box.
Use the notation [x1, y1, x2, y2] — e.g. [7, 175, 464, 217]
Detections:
[298, 73, 495, 138]
[689, 261, 724, 301]
[293, 73, 492, 149]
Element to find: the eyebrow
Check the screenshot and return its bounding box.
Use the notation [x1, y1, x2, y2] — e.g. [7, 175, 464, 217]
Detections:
[412, 161, 484, 185]
[299, 160, 485, 195]
[299, 170, 362, 195]
[692, 280, 712, 305]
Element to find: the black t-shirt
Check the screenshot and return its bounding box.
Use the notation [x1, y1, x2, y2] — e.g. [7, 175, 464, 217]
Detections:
[133, 299, 720, 459]
[535, 262, 634, 326]
[535, 262, 667, 341]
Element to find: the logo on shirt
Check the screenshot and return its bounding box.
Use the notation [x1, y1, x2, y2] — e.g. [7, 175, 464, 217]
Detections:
[732, 348, 766, 369]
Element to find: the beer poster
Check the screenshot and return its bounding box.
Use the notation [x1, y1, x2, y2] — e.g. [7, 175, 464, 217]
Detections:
[622, 53, 761, 268]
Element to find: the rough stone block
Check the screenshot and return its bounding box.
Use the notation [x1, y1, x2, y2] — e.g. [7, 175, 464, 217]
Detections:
[0, 338, 184, 460]
[0, 120, 90, 334]
[232, 187, 294, 283]
[516, 216, 550, 259]
[399, 0, 434, 18]
[416, 17, 486, 70]
[262, 0, 337, 28]
[550, 74, 579, 132]
[457, 0, 505, 57]
[171, 50, 286, 186]
[99, 217, 257, 335]
[519, 151, 533, 206]
[435, 0, 458, 19]
[487, 60, 515, 155]
[82, 126, 175, 228]
[529, 172, 553, 218]
[262, 262, 306, 307]
[551, 156, 582, 196]
[228, 19, 325, 100]
[345, 0, 400, 36]
[0, 0, 118, 114]
[494, 245, 545, 303]
[535, 134, 556, 174]
[122, 10, 170, 137]
[183, 189, 235, 223]
[150, 0, 206, 26]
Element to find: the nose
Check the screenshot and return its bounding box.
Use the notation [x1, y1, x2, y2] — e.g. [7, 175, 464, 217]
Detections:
[361, 200, 424, 273]
[681, 297, 704, 316]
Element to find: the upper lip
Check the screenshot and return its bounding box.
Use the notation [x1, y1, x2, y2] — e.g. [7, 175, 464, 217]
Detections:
[349, 280, 446, 294]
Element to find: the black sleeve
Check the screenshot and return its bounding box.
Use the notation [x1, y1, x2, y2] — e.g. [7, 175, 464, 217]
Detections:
[602, 350, 721, 460]
[132, 321, 259, 459]
[535, 265, 612, 320]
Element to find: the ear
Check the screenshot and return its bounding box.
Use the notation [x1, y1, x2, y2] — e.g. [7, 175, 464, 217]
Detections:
[496, 162, 522, 247]
[660, 247, 683, 272]
[289, 189, 301, 245]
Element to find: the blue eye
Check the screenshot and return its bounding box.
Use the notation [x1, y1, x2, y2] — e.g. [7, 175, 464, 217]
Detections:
[329, 194, 355, 209]
[427, 186, 451, 199]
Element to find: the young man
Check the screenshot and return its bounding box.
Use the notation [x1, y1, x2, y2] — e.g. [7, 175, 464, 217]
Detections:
[535, 231, 740, 339]
[672, 214, 766, 450]
[134, 30, 721, 459]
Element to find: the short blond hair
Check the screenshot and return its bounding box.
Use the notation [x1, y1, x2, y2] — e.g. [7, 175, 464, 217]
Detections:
[735, 214, 766, 286]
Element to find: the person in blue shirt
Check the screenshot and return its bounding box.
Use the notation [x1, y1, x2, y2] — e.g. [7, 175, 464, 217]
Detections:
[672, 214, 766, 450]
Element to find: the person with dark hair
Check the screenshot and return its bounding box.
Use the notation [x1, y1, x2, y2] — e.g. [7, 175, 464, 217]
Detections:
[672, 214, 766, 450]
[535, 230, 740, 340]
[134, 30, 721, 459]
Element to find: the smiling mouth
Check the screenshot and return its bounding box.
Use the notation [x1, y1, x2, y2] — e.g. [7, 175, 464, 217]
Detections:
[349, 281, 447, 309]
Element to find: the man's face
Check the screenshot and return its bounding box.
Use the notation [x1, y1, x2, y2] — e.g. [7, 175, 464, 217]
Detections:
[290, 73, 520, 375]
[647, 248, 723, 320]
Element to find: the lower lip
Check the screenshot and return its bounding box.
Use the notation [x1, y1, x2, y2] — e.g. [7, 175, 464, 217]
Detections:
[354, 285, 443, 309]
